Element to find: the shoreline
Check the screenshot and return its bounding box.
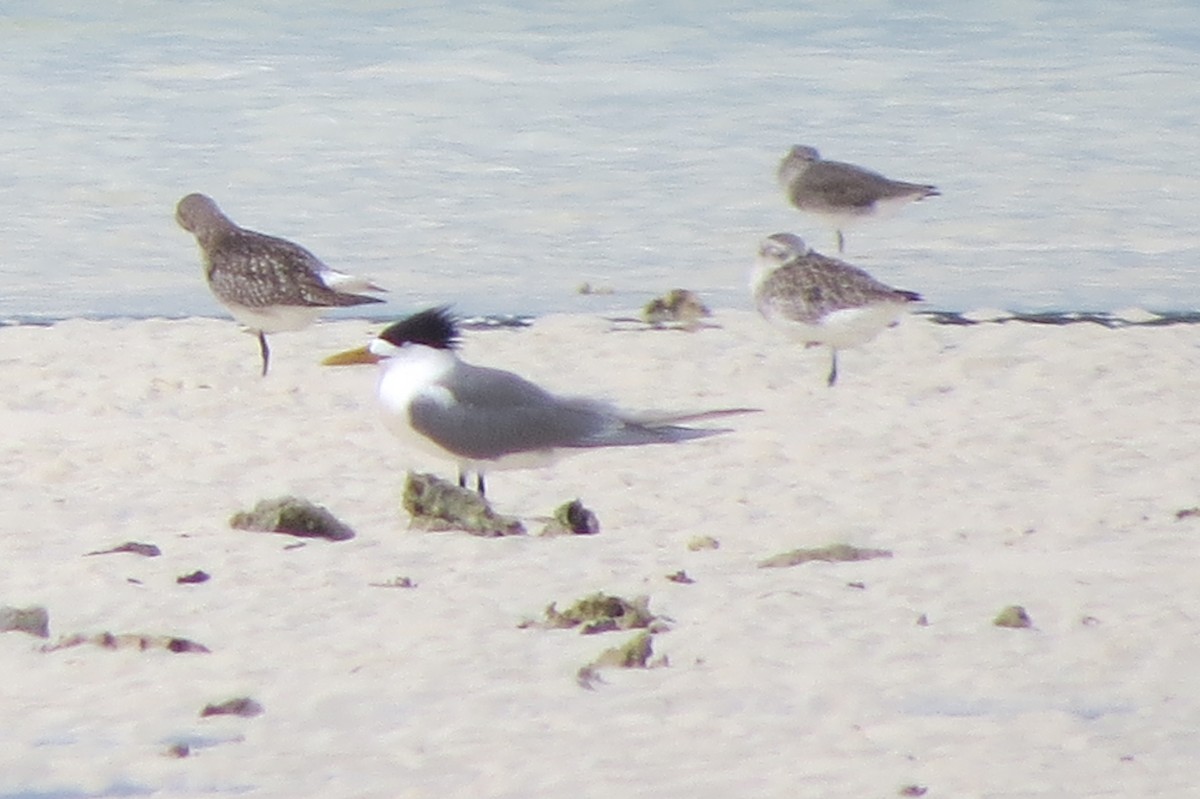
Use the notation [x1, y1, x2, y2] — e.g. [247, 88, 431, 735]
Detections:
[4, 306, 1200, 329]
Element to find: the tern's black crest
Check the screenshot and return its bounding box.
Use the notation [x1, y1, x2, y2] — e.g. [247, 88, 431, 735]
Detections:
[379, 307, 460, 350]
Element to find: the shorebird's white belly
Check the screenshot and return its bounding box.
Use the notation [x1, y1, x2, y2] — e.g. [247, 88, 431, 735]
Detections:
[773, 301, 909, 350]
[225, 302, 324, 334]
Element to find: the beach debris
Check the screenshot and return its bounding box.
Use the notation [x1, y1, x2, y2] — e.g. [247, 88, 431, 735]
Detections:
[520, 592, 668, 634]
[758, 543, 893, 569]
[665, 570, 694, 584]
[201, 697, 264, 718]
[176, 570, 210, 585]
[229, 496, 355, 541]
[687, 535, 720, 551]
[164, 743, 191, 759]
[1175, 506, 1200, 520]
[43, 632, 211, 653]
[577, 282, 614, 296]
[576, 631, 666, 689]
[84, 541, 161, 557]
[403, 472, 525, 537]
[642, 289, 711, 330]
[0, 605, 50, 638]
[369, 576, 417, 589]
[993, 605, 1033, 629]
[540, 499, 600, 536]
[899, 785, 928, 797]
[916, 613, 930, 627]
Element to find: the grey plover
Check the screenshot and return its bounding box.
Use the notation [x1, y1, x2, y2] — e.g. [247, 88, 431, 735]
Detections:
[323, 307, 755, 496]
[777, 145, 939, 253]
[751, 232, 922, 387]
[175, 193, 386, 376]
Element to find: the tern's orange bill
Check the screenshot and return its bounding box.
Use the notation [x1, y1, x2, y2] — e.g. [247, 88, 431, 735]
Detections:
[321, 346, 382, 366]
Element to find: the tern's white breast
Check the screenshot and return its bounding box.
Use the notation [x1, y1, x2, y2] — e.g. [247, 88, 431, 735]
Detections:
[375, 346, 461, 458]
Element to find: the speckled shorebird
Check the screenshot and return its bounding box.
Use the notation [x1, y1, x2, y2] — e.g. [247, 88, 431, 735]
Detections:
[175, 193, 386, 376]
[323, 307, 755, 497]
[751, 232, 922, 387]
[777, 145, 939, 253]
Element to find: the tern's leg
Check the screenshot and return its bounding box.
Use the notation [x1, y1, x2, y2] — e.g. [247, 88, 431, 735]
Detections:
[257, 331, 270, 377]
[836, 229, 845, 253]
[456, 470, 486, 496]
[827, 349, 839, 387]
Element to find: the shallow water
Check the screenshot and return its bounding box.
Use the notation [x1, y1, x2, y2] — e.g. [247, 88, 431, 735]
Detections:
[2, 1, 1198, 320]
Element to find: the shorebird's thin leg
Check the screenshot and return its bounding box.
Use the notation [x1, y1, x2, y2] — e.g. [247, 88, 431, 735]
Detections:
[827, 350, 839, 387]
[476, 474, 486, 497]
[458, 470, 467, 489]
[258, 332, 270, 377]
[836, 229, 845, 253]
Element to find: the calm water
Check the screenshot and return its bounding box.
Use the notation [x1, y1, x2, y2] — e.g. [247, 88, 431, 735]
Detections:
[2, 1, 1199, 321]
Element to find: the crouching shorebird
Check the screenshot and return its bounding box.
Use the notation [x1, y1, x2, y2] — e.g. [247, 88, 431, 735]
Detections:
[777, 145, 939, 253]
[752, 233, 922, 387]
[175, 193, 386, 376]
[323, 307, 755, 497]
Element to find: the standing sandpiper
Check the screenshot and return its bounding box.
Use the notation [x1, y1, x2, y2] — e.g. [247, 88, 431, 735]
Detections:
[751, 232, 922, 387]
[777, 145, 939, 253]
[176, 193, 386, 376]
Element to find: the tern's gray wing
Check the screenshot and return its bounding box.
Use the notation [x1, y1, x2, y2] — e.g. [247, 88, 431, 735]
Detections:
[409, 364, 722, 461]
[757, 253, 921, 323]
[794, 161, 930, 209]
[206, 230, 384, 309]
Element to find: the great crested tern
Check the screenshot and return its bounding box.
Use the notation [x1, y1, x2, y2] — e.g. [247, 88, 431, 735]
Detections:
[324, 307, 755, 496]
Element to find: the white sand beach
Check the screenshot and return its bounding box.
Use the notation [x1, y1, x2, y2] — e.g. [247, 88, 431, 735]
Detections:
[2, 310, 1198, 797]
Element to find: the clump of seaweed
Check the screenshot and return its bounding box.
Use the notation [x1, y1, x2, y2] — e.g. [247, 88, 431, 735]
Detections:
[230, 496, 355, 541]
[0, 605, 49, 638]
[369, 576, 417, 589]
[403, 473, 525, 537]
[176, 570, 210, 584]
[540, 499, 600, 536]
[43, 632, 210, 653]
[84, 542, 161, 557]
[993, 605, 1033, 629]
[201, 697, 264, 718]
[576, 630, 666, 689]
[521, 592, 668, 634]
[642, 289, 712, 330]
[577, 282, 614, 296]
[758, 543, 893, 569]
[1175, 507, 1200, 520]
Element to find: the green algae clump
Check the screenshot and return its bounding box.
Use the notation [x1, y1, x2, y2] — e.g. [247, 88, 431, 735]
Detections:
[230, 496, 355, 541]
[758, 543, 893, 568]
[0, 605, 49, 638]
[577, 631, 666, 689]
[402, 473, 525, 537]
[643, 289, 712, 330]
[540, 499, 600, 536]
[525, 592, 666, 634]
[993, 605, 1033, 629]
